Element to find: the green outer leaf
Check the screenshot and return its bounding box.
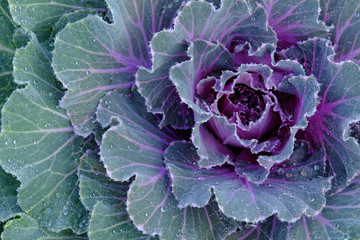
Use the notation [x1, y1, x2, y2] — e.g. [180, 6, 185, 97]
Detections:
[53, 0, 183, 137]
[166, 141, 331, 223]
[320, 0, 360, 64]
[226, 176, 360, 239]
[12, 27, 31, 48]
[78, 151, 128, 211]
[89, 202, 158, 240]
[98, 91, 240, 239]
[0, 36, 88, 233]
[78, 152, 154, 240]
[1, 214, 87, 240]
[0, 0, 18, 126]
[13, 34, 63, 96]
[0, 167, 22, 221]
[0, 0, 16, 50]
[0, 85, 88, 233]
[8, 0, 106, 41]
[50, 9, 97, 40]
[137, 0, 276, 129]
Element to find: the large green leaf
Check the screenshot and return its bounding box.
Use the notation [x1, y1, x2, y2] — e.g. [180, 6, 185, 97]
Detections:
[0, 0, 18, 124]
[0, 167, 22, 222]
[0, 36, 87, 233]
[98, 91, 240, 239]
[1, 215, 87, 240]
[320, 0, 360, 64]
[8, 0, 106, 41]
[226, 176, 360, 239]
[52, 0, 183, 137]
[13, 34, 63, 96]
[0, 85, 87, 233]
[136, 0, 276, 129]
[78, 152, 155, 240]
[50, 9, 98, 40]
[166, 141, 331, 223]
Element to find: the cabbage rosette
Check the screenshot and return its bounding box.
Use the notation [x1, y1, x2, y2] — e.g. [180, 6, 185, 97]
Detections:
[1, 0, 360, 239]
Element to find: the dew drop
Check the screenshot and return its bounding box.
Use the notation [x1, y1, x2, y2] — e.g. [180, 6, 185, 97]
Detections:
[300, 169, 307, 177]
[313, 165, 319, 171]
[277, 168, 285, 176]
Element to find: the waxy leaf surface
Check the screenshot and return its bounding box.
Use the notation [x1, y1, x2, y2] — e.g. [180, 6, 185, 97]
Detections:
[53, 0, 182, 137]
[166, 141, 331, 223]
[137, 0, 276, 129]
[285, 38, 360, 190]
[258, 0, 327, 48]
[8, 0, 106, 41]
[0, 167, 21, 221]
[227, 176, 360, 239]
[0, 0, 18, 124]
[0, 36, 87, 233]
[98, 91, 240, 239]
[320, 0, 360, 64]
[78, 152, 154, 240]
[1, 215, 87, 240]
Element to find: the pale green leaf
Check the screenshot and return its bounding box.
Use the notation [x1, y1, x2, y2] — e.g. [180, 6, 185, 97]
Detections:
[53, 0, 183, 137]
[8, 0, 106, 41]
[1, 215, 87, 240]
[0, 167, 22, 222]
[78, 152, 155, 240]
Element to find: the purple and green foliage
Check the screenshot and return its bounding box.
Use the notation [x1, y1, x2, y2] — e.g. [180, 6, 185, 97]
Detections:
[1, 0, 360, 239]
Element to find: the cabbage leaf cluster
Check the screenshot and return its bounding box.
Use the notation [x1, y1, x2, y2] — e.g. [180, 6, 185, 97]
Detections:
[1, 0, 360, 239]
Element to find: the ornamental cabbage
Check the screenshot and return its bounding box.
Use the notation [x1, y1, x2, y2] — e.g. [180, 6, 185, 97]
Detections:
[0, 0, 360, 239]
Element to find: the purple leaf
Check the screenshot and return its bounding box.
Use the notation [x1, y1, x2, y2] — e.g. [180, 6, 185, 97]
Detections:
[136, 0, 276, 129]
[285, 38, 360, 190]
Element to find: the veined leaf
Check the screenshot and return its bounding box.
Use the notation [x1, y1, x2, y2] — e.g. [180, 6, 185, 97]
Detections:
[227, 176, 360, 240]
[257, 0, 327, 48]
[166, 141, 331, 223]
[137, 0, 276, 129]
[78, 152, 155, 240]
[50, 10, 98, 40]
[0, 36, 87, 233]
[98, 91, 240, 239]
[52, 0, 183, 137]
[285, 38, 360, 191]
[1, 215, 87, 240]
[0, 0, 18, 125]
[320, 0, 360, 64]
[8, 0, 107, 41]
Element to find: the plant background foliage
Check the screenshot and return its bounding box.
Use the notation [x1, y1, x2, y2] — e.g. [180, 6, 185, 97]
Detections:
[0, 0, 360, 239]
